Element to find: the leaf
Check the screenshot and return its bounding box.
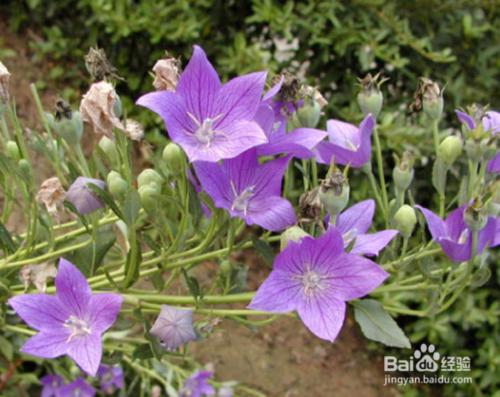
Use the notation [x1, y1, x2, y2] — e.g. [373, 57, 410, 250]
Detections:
[181, 268, 204, 304]
[123, 189, 141, 226]
[431, 159, 447, 195]
[133, 343, 154, 360]
[352, 299, 411, 349]
[187, 182, 203, 226]
[0, 335, 13, 360]
[123, 235, 142, 288]
[0, 221, 17, 254]
[252, 237, 275, 266]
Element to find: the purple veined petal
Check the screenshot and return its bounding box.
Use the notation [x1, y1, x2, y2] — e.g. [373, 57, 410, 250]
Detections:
[297, 296, 346, 342]
[251, 154, 291, 198]
[40, 374, 64, 397]
[477, 217, 498, 251]
[326, 118, 360, 150]
[87, 293, 122, 333]
[20, 330, 69, 359]
[187, 120, 267, 162]
[350, 230, 399, 256]
[258, 127, 328, 159]
[214, 71, 267, 130]
[314, 141, 366, 167]
[492, 217, 500, 247]
[482, 110, 500, 134]
[262, 75, 284, 102]
[193, 161, 232, 209]
[336, 199, 375, 235]
[66, 333, 102, 376]
[66, 177, 105, 215]
[299, 228, 345, 273]
[248, 269, 302, 313]
[183, 370, 215, 397]
[486, 152, 500, 173]
[444, 206, 467, 242]
[438, 237, 472, 262]
[8, 294, 68, 331]
[56, 378, 96, 397]
[415, 205, 447, 240]
[55, 258, 92, 317]
[176, 45, 221, 121]
[223, 148, 259, 194]
[356, 114, 375, 163]
[245, 195, 296, 232]
[325, 252, 388, 301]
[149, 305, 197, 350]
[254, 104, 275, 136]
[455, 110, 475, 130]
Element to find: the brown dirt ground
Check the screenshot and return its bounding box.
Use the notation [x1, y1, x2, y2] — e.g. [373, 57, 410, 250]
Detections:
[0, 19, 401, 397]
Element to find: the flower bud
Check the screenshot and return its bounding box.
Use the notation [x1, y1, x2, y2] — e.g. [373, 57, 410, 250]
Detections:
[357, 73, 385, 118]
[152, 56, 180, 91]
[421, 80, 443, 121]
[393, 151, 414, 191]
[46, 100, 83, 144]
[280, 226, 309, 250]
[464, 199, 488, 232]
[138, 184, 160, 210]
[219, 260, 232, 275]
[319, 171, 350, 220]
[98, 136, 119, 164]
[107, 171, 128, 198]
[5, 140, 21, 161]
[18, 159, 31, 179]
[292, 98, 321, 128]
[0, 61, 10, 104]
[137, 168, 163, 189]
[393, 205, 417, 239]
[437, 135, 463, 166]
[162, 142, 186, 174]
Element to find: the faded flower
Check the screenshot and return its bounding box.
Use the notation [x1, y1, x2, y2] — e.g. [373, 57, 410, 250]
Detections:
[0, 61, 10, 103]
[36, 177, 66, 216]
[124, 118, 144, 141]
[85, 47, 121, 82]
[152, 56, 180, 91]
[19, 262, 57, 292]
[149, 305, 197, 350]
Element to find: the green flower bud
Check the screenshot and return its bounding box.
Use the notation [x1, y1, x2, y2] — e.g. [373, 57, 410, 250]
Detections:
[464, 199, 488, 232]
[437, 135, 463, 166]
[17, 159, 31, 179]
[357, 73, 385, 118]
[292, 99, 321, 128]
[138, 169, 163, 189]
[464, 137, 493, 163]
[280, 226, 309, 250]
[5, 140, 20, 161]
[162, 142, 186, 175]
[46, 107, 83, 145]
[107, 171, 128, 197]
[98, 136, 119, 164]
[138, 184, 160, 210]
[393, 151, 414, 191]
[393, 205, 417, 239]
[319, 170, 350, 220]
[219, 260, 232, 275]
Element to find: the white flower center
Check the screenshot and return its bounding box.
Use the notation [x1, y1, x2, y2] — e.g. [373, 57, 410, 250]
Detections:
[64, 315, 91, 342]
[294, 266, 327, 298]
[187, 112, 224, 147]
[342, 228, 358, 246]
[457, 229, 469, 244]
[230, 182, 255, 216]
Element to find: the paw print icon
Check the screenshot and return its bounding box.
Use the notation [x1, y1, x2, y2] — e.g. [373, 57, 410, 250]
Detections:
[414, 343, 440, 372]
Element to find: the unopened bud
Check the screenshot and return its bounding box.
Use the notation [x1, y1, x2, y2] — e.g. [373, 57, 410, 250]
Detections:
[464, 199, 488, 232]
[162, 142, 186, 174]
[98, 136, 119, 164]
[137, 169, 163, 189]
[393, 151, 414, 191]
[437, 135, 463, 166]
[5, 140, 20, 161]
[138, 184, 160, 210]
[319, 171, 350, 220]
[18, 159, 31, 179]
[280, 226, 309, 250]
[107, 171, 128, 197]
[357, 73, 385, 118]
[393, 205, 417, 239]
[291, 87, 322, 128]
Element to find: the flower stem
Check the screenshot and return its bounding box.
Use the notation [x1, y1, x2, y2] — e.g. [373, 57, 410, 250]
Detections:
[372, 125, 389, 219]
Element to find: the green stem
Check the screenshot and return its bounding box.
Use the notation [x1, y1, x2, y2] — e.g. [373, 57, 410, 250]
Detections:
[372, 125, 389, 219]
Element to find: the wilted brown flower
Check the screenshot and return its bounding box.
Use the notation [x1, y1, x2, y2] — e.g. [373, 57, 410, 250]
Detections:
[36, 177, 66, 216]
[298, 187, 322, 223]
[0, 61, 11, 103]
[20, 263, 57, 292]
[80, 81, 122, 137]
[152, 57, 180, 91]
[84, 47, 122, 82]
[410, 77, 442, 113]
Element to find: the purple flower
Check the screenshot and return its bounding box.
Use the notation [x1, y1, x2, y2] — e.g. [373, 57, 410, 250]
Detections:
[193, 148, 295, 232]
[416, 205, 499, 262]
[332, 199, 398, 256]
[315, 114, 375, 167]
[55, 378, 95, 397]
[97, 364, 124, 395]
[255, 79, 327, 158]
[66, 177, 105, 215]
[9, 258, 122, 376]
[181, 370, 215, 397]
[137, 45, 268, 162]
[248, 228, 388, 341]
[40, 374, 64, 397]
[149, 305, 197, 350]
[455, 109, 500, 173]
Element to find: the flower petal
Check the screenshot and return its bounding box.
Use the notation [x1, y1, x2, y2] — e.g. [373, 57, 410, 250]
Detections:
[477, 217, 498, 251]
[176, 45, 221, 121]
[297, 296, 346, 342]
[486, 152, 500, 173]
[254, 104, 275, 136]
[438, 237, 471, 262]
[55, 258, 91, 316]
[20, 331, 69, 359]
[326, 119, 360, 149]
[193, 161, 232, 209]
[482, 111, 500, 134]
[214, 71, 267, 129]
[248, 269, 302, 313]
[67, 334, 102, 376]
[444, 206, 467, 241]
[258, 128, 327, 159]
[87, 293, 122, 333]
[246, 196, 295, 232]
[455, 110, 475, 130]
[350, 230, 399, 256]
[336, 199, 375, 235]
[325, 253, 388, 301]
[415, 205, 447, 240]
[262, 75, 284, 102]
[8, 294, 68, 331]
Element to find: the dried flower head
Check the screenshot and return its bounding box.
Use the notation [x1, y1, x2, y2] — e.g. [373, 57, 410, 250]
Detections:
[124, 118, 144, 141]
[80, 81, 122, 137]
[54, 98, 72, 121]
[36, 177, 66, 216]
[273, 72, 301, 104]
[152, 55, 180, 91]
[19, 262, 57, 292]
[410, 77, 441, 113]
[298, 187, 322, 223]
[0, 61, 11, 103]
[85, 47, 122, 82]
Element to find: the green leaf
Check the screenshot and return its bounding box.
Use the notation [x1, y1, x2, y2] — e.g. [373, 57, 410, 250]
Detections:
[123, 189, 141, 226]
[123, 234, 142, 288]
[431, 159, 448, 195]
[252, 237, 275, 266]
[0, 335, 13, 360]
[133, 343, 154, 360]
[181, 268, 203, 304]
[352, 299, 411, 349]
[0, 221, 17, 254]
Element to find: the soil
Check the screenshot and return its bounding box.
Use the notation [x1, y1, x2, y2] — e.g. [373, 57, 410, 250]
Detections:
[0, 19, 401, 397]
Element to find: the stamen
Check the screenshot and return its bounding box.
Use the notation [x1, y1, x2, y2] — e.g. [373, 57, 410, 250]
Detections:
[293, 265, 327, 298]
[230, 181, 255, 216]
[186, 113, 224, 147]
[63, 315, 91, 343]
